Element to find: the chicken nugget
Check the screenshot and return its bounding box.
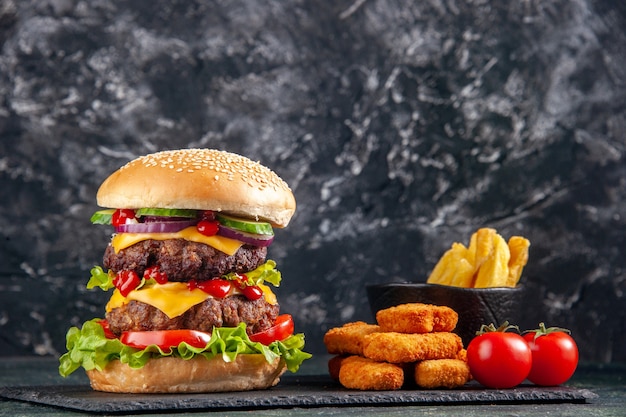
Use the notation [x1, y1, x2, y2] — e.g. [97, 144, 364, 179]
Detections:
[328, 355, 346, 381]
[376, 303, 458, 333]
[324, 321, 380, 355]
[338, 356, 404, 391]
[414, 359, 471, 389]
[362, 332, 463, 363]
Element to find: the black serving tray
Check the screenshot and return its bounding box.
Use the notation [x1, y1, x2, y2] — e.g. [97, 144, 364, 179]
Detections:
[0, 375, 597, 414]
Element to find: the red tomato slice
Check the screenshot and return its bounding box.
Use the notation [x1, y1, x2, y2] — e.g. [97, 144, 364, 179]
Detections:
[112, 209, 136, 227]
[120, 330, 211, 351]
[249, 314, 294, 345]
[96, 319, 116, 339]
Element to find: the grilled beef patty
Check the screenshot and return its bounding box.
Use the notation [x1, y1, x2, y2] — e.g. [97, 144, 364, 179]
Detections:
[103, 239, 267, 282]
[106, 295, 280, 336]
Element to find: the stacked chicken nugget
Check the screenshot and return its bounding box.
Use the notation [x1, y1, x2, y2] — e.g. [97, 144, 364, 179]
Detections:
[324, 303, 471, 390]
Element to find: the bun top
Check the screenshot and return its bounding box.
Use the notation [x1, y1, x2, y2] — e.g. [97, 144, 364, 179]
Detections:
[96, 149, 296, 227]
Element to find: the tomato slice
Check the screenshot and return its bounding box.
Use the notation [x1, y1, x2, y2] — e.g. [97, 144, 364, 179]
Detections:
[112, 209, 136, 227]
[249, 314, 294, 345]
[120, 330, 211, 351]
[96, 319, 117, 339]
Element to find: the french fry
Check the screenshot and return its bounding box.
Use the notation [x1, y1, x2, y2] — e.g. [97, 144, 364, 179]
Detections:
[448, 255, 475, 287]
[427, 227, 529, 288]
[445, 243, 475, 287]
[469, 228, 496, 274]
[507, 236, 530, 287]
[427, 246, 458, 285]
[473, 232, 510, 288]
[427, 243, 473, 286]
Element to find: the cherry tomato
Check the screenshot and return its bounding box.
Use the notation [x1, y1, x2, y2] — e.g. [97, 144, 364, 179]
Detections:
[523, 323, 579, 386]
[249, 314, 295, 345]
[120, 330, 211, 351]
[113, 270, 141, 297]
[197, 220, 219, 236]
[467, 322, 532, 389]
[143, 266, 168, 284]
[112, 209, 136, 227]
[189, 279, 232, 298]
[96, 319, 117, 339]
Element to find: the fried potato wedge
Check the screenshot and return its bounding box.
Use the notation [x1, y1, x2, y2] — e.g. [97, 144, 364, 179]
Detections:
[507, 236, 530, 287]
[426, 227, 529, 288]
[427, 243, 473, 286]
[473, 232, 510, 288]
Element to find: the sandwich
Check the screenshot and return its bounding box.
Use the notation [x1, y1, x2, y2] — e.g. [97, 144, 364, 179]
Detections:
[59, 148, 311, 393]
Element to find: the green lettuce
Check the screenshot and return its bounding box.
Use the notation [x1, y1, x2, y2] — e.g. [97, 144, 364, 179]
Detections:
[224, 259, 282, 287]
[86, 266, 115, 291]
[59, 319, 311, 377]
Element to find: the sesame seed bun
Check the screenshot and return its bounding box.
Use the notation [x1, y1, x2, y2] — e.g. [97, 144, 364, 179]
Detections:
[96, 149, 296, 227]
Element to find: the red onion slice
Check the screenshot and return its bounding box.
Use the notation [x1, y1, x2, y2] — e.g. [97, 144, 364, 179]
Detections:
[217, 224, 274, 247]
[115, 219, 198, 234]
[141, 216, 197, 223]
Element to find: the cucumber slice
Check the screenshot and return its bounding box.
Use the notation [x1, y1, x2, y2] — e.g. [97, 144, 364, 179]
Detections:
[216, 213, 274, 236]
[135, 208, 199, 218]
[90, 209, 115, 225]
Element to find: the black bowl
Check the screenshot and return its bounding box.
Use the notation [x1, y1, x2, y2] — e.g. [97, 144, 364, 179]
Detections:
[366, 283, 525, 347]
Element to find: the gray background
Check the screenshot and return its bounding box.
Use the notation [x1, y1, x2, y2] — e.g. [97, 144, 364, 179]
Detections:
[1, 0, 625, 363]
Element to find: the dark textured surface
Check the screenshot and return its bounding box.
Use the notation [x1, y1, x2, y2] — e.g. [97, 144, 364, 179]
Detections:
[367, 283, 525, 347]
[1, 0, 625, 362]
[0, 377, 598, 413]
[1, 357, 624, 416]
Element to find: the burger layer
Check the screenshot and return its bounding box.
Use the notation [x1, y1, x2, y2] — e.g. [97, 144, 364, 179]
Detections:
[87, 354, 286, 393]
[103, 239, 267, 281]
[106, 296, 279, 336]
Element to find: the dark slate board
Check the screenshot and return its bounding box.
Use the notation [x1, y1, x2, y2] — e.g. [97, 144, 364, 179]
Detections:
[0, 375, 597, 414]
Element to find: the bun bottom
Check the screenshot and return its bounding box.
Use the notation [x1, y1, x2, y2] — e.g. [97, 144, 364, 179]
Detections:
[87, 355, 286, 393]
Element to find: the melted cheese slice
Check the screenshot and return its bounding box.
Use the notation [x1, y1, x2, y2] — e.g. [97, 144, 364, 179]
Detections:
[106, 282, 277, 318]
[111, 227, 243, 255]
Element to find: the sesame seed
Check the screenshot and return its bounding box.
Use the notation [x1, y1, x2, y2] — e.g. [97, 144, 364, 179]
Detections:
[122, 148, 292, 192]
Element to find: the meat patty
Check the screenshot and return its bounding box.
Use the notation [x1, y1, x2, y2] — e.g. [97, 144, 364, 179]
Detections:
[103, 239, 267, 282]
[106, 296, 280, 336]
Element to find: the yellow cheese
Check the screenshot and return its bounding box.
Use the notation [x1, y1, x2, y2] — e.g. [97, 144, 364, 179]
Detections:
[258, 283, 277, 305]
[111, 227, 243, 255]
[106, 282, 209, 318]
[106, 281, 278, 319]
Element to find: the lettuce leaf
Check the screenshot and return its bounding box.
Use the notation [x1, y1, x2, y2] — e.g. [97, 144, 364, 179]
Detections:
[223, 259, 282, 287]
[59, 319, 311, 377]
[86, 266, 115, 291]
